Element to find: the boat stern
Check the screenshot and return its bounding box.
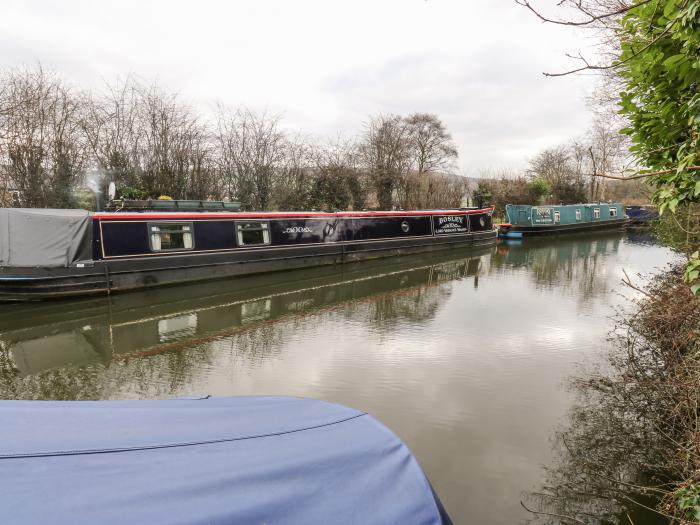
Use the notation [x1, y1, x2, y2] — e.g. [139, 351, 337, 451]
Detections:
[498, 223, 523, 239]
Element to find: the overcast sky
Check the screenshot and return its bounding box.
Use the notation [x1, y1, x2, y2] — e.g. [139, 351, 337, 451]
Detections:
[1, 0, 598, 176]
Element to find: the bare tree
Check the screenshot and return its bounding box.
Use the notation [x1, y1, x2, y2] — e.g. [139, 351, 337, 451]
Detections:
[0, 79, 14, 206]
[529, 145, 587, 203]
[0, 65, 87, 207]
[1, 65, 466, 211]
[274, 135, 314, 210]
[391, 113, 461, 209]
[81, 78, 218, 201]
[424, 174, 469, 208]
[395, 172, 423, 209]
[309, 137, 366, 210]
[473, 168, 534, 213]
[358, 114, 411, 209]
[515, 0, 635, 76]
[181, 119, 215, 200]
[404, 113, 458, 175]
[137, 84, 214, 199]
[215, 107, 285, 209]
[586, 115, 628, 201]
[81, 77, 144, 194]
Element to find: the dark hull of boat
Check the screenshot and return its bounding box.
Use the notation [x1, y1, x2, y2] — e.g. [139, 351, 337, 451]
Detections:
[0, 230, 496, 301]
[499, 218, 627, 238]
[625, 207, 659, 224]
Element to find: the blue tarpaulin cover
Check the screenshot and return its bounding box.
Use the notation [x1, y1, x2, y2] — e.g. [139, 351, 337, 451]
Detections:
[0, 396, 452, 525]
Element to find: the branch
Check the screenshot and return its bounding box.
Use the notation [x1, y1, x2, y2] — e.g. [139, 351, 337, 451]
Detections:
[619, 494, 678, 521]
[514, 0, 652, 27]
[621, 269, 653, 298]
[589, 166, 700, 180]
[542, 17, 678, 77]
[520, 500, 588, 524]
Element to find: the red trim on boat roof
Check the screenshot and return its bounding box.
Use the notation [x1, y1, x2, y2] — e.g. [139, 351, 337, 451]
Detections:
[93, 208, 495, 221]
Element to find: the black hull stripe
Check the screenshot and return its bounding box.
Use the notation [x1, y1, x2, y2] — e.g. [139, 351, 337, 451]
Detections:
[501, 219, 627, 235]
[0, 232, 497, 300]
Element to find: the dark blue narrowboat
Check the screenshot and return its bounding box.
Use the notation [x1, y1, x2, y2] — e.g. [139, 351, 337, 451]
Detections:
[498, 203, 627, 238]
[0, 205, 496, 300]
[625, 205, 659, 224]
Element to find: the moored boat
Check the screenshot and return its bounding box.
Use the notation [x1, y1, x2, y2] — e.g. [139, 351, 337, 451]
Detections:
[0, 205, 496, 301]
[498, 202, 627, 238]
[0, 396, 454, 524]
[625, 204, 659, 224]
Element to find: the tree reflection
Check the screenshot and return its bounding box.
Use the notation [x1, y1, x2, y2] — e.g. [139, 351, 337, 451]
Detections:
[522, 267, 698, 524]
[523, 384, 671, 525]
[367, 259, 479, 326]
[493, 233, 623, 301]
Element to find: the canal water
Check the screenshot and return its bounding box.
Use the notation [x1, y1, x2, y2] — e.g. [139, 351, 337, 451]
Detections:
[0, 230, 676, 524]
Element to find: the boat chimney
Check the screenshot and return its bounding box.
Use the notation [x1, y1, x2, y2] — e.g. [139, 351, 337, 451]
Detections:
[85, 168, 105, 212]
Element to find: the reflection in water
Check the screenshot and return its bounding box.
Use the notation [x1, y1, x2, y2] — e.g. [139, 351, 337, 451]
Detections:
[492, 232, 624, 302]
[0, 249, 485, 399]
[0, 233, 678, 524]
[523, 386, 669, 525]
[522, 239, 681, 525]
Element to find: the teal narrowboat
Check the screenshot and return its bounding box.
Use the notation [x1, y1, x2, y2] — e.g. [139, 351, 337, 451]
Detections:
[499, 203, 627, 238]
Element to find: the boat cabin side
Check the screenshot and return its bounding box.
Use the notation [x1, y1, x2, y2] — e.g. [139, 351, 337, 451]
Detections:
[92, 209, 495, 261]
[505, 203, 624, 227]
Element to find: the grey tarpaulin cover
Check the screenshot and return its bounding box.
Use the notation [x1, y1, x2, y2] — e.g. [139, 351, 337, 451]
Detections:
[0, 396, 453, 525]
[0, 208, 92, 267]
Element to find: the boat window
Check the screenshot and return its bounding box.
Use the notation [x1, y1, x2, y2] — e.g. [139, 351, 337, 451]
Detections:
[236, 222, 270, 246]
[610, 208, 617, 217]
[575, 209, 581, 221]
[158, 314, 197, 342]
[149, 223, 193, 252]
[554, 211, 561, 223]
[593, 208, 600, 219]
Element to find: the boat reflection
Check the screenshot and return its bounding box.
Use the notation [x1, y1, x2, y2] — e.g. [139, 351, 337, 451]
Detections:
[0, 247, 489, 378]
[492, 231, 624, 300]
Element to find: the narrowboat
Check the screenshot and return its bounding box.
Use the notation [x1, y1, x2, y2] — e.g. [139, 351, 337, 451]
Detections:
[625, 205, 659, 224]
[498, 203, 627, 238]
[0, 203, 496, 300]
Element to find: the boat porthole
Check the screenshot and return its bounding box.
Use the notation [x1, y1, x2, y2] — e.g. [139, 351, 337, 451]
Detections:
[479, 217, 485, 228]
[401, 221, 410, 233]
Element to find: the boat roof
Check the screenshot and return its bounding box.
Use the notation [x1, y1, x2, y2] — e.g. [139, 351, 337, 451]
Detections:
[505, 203, 621, 208]
[0, 396, 452, 525]
[93, 208, 492, 220]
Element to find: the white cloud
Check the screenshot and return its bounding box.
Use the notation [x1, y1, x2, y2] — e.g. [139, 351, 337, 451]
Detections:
[0, 0, 600, 173]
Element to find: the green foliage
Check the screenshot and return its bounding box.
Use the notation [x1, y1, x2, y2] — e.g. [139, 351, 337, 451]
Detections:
[618, 1, 699, 210]
[674, 484, 700, 521]
[652, 203, 700, 252]
[618, 0, 700, 290]
[684, 251, 700, 294]
[118, 185, 150, 200]
[72, 189, 96, 211]
[472, 182, 492, 208]
[527, 177, 551, 204]
[309, 172, 352, 211]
